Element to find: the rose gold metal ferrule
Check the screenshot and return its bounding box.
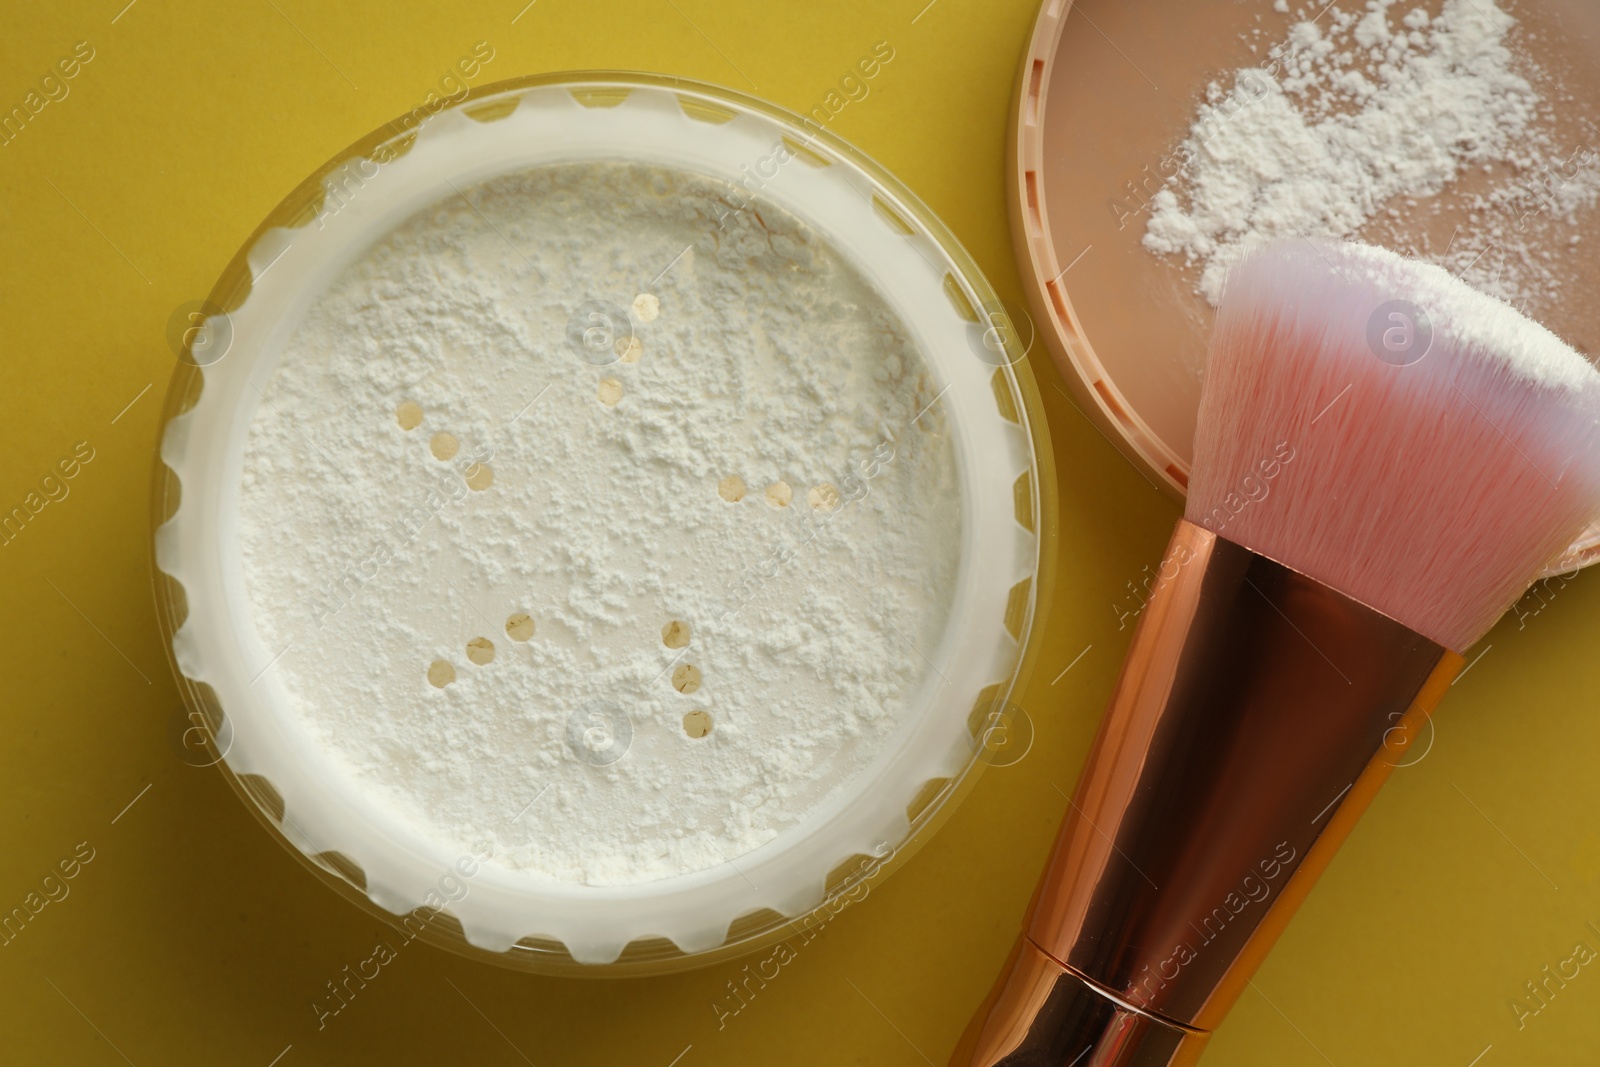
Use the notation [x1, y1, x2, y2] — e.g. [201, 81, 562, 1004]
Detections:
[953, 520, 1464, 1066]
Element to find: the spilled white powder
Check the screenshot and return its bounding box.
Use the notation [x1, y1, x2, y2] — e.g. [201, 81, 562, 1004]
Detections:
[1145, 0, 1600, 312]
[238, 161, 962, 886]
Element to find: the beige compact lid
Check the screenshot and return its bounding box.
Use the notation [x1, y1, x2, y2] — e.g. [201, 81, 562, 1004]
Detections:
[1009, 0, 1600, 574]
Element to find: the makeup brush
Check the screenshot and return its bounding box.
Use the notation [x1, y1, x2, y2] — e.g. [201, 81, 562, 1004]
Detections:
[953, 238, 1600, 1067]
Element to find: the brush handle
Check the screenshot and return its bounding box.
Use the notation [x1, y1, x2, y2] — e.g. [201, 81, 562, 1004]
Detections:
[953, 520, 1462, 1066]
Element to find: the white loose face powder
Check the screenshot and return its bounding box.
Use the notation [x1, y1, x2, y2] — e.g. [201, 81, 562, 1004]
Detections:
[238, 160, 962, 886]
[1145, 0, 1600, 315]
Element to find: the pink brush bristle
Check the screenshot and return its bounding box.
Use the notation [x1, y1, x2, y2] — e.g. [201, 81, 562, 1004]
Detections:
[1188, 238, 1600, 653]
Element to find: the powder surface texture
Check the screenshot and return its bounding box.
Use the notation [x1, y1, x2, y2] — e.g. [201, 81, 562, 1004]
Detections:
[238, 161, 962, 886]
[1145, 0, 1600, 313]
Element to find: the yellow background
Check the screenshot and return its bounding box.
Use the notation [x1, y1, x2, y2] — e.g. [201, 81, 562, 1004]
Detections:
[3, 1, 1598, 1064]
